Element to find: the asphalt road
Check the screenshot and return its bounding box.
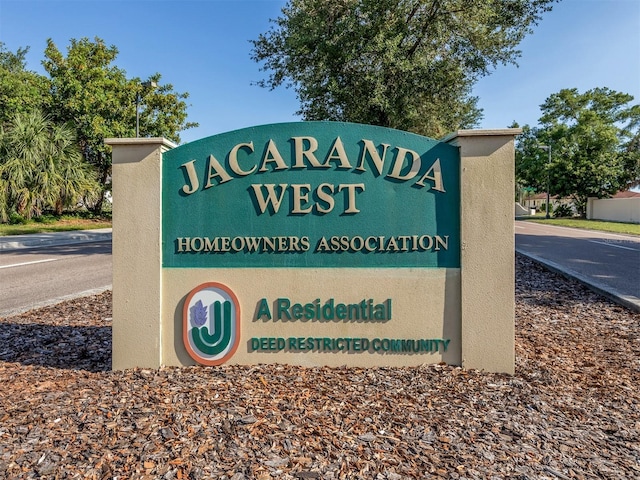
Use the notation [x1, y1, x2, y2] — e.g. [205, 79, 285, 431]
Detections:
[515, 221, 640, 309]
[0, 241, 112, 317]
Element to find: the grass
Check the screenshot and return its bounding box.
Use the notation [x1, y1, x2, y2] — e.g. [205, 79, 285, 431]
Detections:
[524, 217, 640, 235]
[0, 213, 112, 236]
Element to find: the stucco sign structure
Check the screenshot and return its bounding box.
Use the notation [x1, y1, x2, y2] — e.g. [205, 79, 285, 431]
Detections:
[107, 123, 519, 373]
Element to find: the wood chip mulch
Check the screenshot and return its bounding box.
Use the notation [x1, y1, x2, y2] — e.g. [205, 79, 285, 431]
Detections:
[0, 254, 638, 479]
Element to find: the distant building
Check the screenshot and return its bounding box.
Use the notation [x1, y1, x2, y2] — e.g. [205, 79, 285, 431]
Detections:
[612, 190, 640, 199]
[522, 193, 574, 212]
[587, 190, 640, 223]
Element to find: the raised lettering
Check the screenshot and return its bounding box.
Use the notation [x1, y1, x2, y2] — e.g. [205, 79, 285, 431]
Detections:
[291, 184, 313, 214]
[204, 154, 232, 188]
[250, 184, 288, 214]
[387, 147, 421, 181]
[323, 137, 352, 169]
[356, 139, 390, 176]
[180, 159, 200, 195]
[315, 183, 335, 214]
[415, 158, 445, 192]
[228, 141, 256, 176]
[292, 136, 322, 168]
[338, 183, 365, 214]
[256, 299, 272, 319]
[258, 139, 288, 172]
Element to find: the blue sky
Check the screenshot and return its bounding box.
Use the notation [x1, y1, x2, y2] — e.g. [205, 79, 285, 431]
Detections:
[0, 0, 638, 144]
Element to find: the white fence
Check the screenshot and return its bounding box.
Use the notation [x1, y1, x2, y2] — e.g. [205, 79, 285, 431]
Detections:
[587, 197, 640, 224]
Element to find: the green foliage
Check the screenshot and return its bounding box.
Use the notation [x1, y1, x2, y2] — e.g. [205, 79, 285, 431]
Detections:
[8, 212, 27, 225]
[33, 213, 57, 224]
[42, 37, 197, 212]
[251, 0, 556, 137]
[539, 202, 549, 214]
[516, 88, 640, 216]
[0, 214, 112, 236]
[0, 110, 100, 221]
[0, 38, 197, 219]
[553, 203, 573, 218]
[0, 43, 51, 126]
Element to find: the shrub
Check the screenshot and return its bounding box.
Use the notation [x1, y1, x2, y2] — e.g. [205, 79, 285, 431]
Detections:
[554, 204, 574, 218]
[34, 214, 57, 224]
[9, 213, 27, 225]
[539, 203, 551, 214]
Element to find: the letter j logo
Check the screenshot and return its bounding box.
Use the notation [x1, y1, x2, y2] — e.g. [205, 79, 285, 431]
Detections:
[183, 282, 241, 366]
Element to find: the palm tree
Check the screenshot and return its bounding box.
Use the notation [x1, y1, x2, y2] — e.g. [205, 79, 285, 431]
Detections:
[46, 116, 100, 214]
[0, 111, 48, 220]
[0, 110, 99, 221]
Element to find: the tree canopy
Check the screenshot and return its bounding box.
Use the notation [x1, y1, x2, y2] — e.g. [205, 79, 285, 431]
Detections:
[0, 43, 50, 126]
[515, 87, 640, 216]
[0, 39, 197, 219]
[251, 0, 556, 138]
[42, 37, 197, 212]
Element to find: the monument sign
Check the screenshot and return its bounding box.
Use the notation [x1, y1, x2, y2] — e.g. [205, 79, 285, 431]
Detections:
[107, 123, 519, 373]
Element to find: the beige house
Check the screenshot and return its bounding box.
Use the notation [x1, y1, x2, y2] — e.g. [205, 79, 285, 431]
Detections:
[523, 193, 574, 212]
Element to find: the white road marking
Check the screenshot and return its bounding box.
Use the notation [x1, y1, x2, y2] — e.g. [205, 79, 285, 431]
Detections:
[587, 240, 639, 252]
[0, 258, 59, 269]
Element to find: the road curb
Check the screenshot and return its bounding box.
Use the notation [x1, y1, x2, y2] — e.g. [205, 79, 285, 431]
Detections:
[516, 248, 640, 313]
[0, 229, 112, 251]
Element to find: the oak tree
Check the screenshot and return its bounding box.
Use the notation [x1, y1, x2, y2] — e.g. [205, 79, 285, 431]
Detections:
[0, 43, 50, 126]
[516, 88, 640, 216]
[251, 0, 556, 138]
[42, 37, 197, 212]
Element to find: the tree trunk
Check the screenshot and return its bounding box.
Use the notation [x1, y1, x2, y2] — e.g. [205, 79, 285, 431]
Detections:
[90, 166, 110, 215]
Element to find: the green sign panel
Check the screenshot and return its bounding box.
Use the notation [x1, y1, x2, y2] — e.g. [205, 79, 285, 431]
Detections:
[162, 122, 460, 268]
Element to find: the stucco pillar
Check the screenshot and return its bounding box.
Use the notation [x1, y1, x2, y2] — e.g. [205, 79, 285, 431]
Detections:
[444, 129, 520, 374]
[105, 137, 176, 369]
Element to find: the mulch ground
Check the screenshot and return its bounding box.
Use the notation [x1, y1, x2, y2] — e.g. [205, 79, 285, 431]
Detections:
[0, 254, 638, 479]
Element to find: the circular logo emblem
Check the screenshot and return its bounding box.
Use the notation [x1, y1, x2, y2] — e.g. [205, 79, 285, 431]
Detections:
[183, 282, 241, 366]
